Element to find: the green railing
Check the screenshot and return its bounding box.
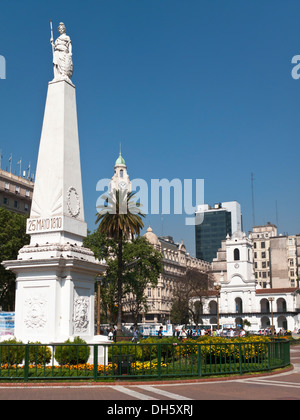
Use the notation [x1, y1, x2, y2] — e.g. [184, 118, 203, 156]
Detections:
[0, 340, 290, 382]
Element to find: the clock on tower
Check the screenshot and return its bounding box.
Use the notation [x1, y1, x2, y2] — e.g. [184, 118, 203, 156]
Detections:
[109, 149, 132, 194]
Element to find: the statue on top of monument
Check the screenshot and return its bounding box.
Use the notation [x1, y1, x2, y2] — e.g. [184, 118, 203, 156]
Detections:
[50, 21, 73, 83]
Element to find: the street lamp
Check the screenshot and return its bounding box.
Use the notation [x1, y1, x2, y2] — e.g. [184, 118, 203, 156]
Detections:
[214, 278, 221, 330]
[96, 276, 103, 335]
[268, 297, 275, 336]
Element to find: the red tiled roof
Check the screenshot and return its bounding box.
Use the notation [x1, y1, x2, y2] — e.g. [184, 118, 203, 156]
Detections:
[256, 288, 299, 295]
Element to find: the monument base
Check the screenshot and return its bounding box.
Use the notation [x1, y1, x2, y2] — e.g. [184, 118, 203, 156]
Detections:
[3, 252, 104, 344]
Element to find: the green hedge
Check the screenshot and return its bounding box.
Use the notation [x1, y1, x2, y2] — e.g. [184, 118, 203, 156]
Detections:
[54, 337, 90, 365]
[0, 338, 25, 364]
[28, 342, 52, 365]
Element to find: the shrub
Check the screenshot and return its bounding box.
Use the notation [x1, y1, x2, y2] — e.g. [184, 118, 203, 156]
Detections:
[173, 336, 271, 363]
[139, 336, 179, 361]
[28, 342, 52, 365]
[54, 337, 90, 365]
[0, 338, 25, 365]
[108, 341, 143, 362]
[108, 336, 273, 365]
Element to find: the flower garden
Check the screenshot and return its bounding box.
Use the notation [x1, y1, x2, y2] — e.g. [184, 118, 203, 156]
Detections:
[0, 335, 290, 382]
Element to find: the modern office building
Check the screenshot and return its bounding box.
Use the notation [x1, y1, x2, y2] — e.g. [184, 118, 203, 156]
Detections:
[195, 201, 242, 263]
[0, 169, 34, 216]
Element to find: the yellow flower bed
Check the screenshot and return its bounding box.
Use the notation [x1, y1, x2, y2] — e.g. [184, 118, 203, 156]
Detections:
[174, 336, 271, 362]
[0, 362, 116, 374]
[132, 361, 167, 372]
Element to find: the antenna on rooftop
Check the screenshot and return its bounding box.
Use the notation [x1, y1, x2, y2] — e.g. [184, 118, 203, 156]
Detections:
[9, 153, 12, 173]
[27, 162, 31, 179]
[17, 158, 22, 177]
[251, 172, 255, 227]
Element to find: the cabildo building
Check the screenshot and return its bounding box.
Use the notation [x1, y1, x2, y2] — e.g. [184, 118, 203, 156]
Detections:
[190, 230, 300, 332]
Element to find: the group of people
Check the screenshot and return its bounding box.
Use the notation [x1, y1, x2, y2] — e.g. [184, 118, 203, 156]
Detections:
[105, 324, 293, 342]
[107, 327, 117, 342]
[173, 327, 247, 339]
[258, 328, 288, 336]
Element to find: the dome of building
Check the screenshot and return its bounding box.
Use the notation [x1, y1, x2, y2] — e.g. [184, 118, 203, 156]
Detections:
[178, 240, 187, 252]
[115, 152, 126, 166]
[144, 226, 159, 246]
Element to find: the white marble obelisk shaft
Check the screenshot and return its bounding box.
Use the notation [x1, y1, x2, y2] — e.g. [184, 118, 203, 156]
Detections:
[27, 80, 87, 247]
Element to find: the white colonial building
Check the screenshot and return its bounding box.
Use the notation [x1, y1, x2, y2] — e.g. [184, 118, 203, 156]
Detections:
[191, 230, 300, 332]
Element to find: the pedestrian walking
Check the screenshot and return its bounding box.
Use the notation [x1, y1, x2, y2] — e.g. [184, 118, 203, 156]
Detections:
[180, 328, 187, 340]
[108, 329, 113, 341]
[158, 326, 163, 339]
[132, 328, 138, 342]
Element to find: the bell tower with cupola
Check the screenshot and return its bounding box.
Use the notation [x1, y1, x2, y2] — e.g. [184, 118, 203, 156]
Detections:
[226, 230, 255, 286]
[216, 230, 257, 314]
[109, 147, 132, 193]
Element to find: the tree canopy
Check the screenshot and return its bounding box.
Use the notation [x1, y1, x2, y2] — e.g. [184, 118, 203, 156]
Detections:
[0, 208, 29, 310]
[170, 267, 215, 327]
[83, 230, 163, 326]
[95, 189, 145, 333]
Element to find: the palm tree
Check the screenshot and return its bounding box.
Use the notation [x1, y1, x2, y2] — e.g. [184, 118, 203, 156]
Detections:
[96, 188, 145, 334]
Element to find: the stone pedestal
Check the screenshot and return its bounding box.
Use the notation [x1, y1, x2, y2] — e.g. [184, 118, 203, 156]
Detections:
[5, 257, 101, 343]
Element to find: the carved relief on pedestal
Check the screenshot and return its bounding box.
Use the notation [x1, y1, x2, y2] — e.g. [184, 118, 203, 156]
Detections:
[73, 295, 89, 333]
[24, 296, 47, 330]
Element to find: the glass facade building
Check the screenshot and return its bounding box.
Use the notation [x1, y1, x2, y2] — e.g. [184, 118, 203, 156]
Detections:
[195, 207, 232, 263]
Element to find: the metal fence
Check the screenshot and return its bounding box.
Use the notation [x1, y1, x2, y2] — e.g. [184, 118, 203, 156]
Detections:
[0, 340, 290, 382]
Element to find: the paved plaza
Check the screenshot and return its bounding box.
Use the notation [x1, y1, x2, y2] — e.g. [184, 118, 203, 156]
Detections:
[0, 345, 299, 401]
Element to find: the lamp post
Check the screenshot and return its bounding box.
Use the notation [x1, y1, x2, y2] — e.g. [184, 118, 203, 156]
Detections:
[96, 276, 103, 335]
[268, 297, 275, 336]
[214, 278, 221, 330]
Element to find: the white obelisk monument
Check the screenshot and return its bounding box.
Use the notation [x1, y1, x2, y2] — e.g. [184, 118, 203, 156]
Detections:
[3, 22, 105, 343]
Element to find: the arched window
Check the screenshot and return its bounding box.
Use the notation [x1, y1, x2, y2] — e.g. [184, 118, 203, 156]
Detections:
[261, 316, 271, 329]
[234, 248, 240, 261]
[209, 301, 217, 315]
[277, 298, 287, 312]
[260, 299, 270, 313]
[120, 169, 124, 178]
[235, 298, 243, 313]
[278, 316, 288, 330]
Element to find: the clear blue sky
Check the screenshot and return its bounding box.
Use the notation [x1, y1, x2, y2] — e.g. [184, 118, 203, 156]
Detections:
[1, 0, 300, 256]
